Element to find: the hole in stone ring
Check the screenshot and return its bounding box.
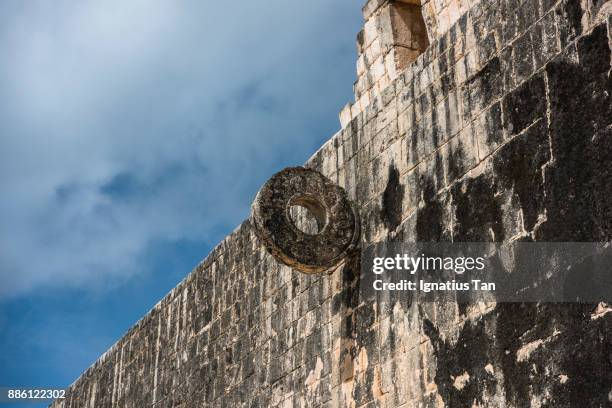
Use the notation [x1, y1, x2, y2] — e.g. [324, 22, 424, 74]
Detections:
[287, 195, 328, 235]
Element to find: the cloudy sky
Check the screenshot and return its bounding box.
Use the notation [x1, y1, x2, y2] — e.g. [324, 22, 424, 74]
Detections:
[0, 0, 362, 399]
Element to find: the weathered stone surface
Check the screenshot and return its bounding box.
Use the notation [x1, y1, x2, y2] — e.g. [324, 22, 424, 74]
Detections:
[51, 0, 612, 407]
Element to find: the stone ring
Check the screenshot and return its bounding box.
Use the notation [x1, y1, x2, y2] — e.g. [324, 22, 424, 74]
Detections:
[251, 167, 360, 274]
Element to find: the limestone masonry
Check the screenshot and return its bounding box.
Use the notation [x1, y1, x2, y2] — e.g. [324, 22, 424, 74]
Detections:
[52, 0, 612, 406]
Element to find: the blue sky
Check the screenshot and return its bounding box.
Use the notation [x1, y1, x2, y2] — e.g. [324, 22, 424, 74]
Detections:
[0, 0, 362, 404]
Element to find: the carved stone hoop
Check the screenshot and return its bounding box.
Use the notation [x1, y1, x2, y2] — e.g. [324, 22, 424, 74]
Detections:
[251, 167, 360, 274]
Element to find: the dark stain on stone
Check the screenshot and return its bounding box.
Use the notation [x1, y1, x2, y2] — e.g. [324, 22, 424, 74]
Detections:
[451, 175, 505, 242]
[513, 32, 535, 81]
[434, 151, 446, 187]
[484, 102, 504, 146]
[447, 139, 466, 184]
[467, 56, 503, 110]
[419, 91, 431, 116]
[431, 98, 440, 148]
[492, 119, 549, 231]
[556, 0, 583, 48]
[441, 66, 456, 94]
[291, 276, 300, 297]
[416, 178, 444, 241]
[423, 318, 497, 407]
[494, 303, 548, 406]
[331, 254, 361, 318]
[502, 73, 546, 135]
[562, 249, 612, 302]
[537, 25, 612, 241]
[381, 164, 404, 232]
[494, 302, 612, 407]
[551, 308, 612, 407]
[456, 301, 468, 317]
[354, 305, 379, 370]
[425, 302, 610, 407]
[577, 23, 610, 77]
[353, 367, 375, 405]
[356, 29, 365, 52]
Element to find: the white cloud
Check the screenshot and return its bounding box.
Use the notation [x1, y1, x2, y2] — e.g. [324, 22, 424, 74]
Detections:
[0, 0, 362, 297]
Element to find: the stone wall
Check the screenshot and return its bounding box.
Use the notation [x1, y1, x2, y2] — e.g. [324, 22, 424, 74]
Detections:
[342, 0, 480, 125]
[51, 0, 612, 406]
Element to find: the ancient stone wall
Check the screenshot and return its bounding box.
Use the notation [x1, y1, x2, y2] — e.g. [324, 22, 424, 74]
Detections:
[51, 0, 612, 406]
